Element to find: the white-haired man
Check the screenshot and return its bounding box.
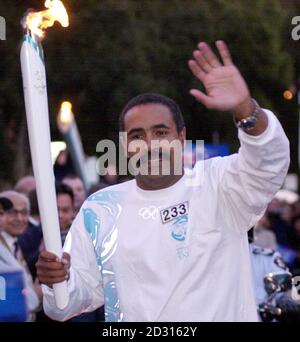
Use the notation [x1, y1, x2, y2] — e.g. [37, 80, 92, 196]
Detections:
[0, 191, 39, 320]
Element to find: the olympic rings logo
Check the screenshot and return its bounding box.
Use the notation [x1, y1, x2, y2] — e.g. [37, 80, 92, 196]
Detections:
[138, 206, 160, 220]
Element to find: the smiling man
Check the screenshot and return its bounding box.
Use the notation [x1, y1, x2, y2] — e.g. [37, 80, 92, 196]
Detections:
[122, 96, 186, 187]
[0, 191, 39, 320]
[37, 41, 290, 322]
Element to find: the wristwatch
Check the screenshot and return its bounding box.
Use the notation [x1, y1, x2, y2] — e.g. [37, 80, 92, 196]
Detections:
[235, 98, 260, 132]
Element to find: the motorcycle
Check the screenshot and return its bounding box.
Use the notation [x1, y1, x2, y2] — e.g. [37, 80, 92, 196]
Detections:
[259, 272, 300, 322]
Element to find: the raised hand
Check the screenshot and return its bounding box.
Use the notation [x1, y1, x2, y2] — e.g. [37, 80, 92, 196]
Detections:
[188, 41, 251, 114]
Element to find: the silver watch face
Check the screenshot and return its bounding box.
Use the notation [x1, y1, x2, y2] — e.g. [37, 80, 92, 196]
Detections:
[239, 116, 257, 131]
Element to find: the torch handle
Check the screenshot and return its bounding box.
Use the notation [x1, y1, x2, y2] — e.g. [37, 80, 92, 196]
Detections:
[53, 282, 69, 310]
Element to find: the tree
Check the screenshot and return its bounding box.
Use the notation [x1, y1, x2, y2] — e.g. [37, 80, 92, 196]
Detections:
[0, 0, 296, 185]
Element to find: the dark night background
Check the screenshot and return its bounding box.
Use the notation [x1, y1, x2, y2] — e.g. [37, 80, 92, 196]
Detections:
[0, 0, 299, 186]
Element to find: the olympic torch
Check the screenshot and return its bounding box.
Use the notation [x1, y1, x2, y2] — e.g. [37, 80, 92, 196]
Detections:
[57, 101, 89, 192]
[20, 0, 69, 310]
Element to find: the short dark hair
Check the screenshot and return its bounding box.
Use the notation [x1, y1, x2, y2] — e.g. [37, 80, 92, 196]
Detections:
[28, 190, 39, 217]
[119, 93, 185, 133]
[0, 197, 13, 211]
[55, 183, 74, 204]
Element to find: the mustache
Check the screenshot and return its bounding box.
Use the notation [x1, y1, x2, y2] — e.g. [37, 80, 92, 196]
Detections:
[139, 149, 171, 164]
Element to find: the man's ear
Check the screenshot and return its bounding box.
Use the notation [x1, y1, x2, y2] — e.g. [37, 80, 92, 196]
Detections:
[179, 127, 186, 147]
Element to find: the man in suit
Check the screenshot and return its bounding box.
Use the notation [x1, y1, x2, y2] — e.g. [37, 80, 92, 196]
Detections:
[0, 192, 39, 320]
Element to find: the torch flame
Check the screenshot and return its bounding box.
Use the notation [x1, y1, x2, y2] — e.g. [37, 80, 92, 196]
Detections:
[25, 0, 69, 38]
[59, 101, 73, 125]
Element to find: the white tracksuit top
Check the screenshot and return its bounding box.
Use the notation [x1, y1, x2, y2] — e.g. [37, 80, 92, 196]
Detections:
[43, 109, 290, 322]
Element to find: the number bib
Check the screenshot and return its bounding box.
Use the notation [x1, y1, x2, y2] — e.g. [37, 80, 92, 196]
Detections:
[160, 201, 189, 224]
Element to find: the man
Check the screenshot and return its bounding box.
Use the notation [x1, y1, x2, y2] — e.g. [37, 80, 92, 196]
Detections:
[0, 192, 39, 320]
[0, 196, 28, 321]
[37, 41, 290, 322]
[18, 190, 43, 280]
[62, 175, 86, 215]
[248, 228, 300, 321]
[14, 176, 36, 197]
[0, 191, 31, 243]
[15, 177, 43, 280]
[0, 197, 13, 228]
[56, 184, 75, 246]
[254, 214, 277, 250]
[248, 228, 289, 306]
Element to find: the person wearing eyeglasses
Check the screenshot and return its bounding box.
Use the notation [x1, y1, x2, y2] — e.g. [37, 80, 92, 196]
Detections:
[0, 191, 39, 320]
